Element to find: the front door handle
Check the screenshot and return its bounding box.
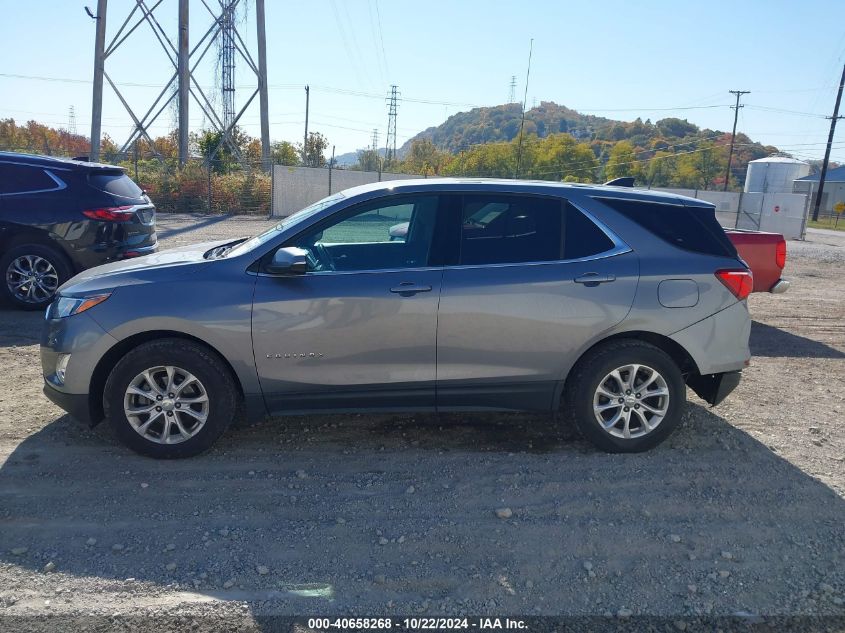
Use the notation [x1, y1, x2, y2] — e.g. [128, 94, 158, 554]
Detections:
[574, 272, 616, 286]
[390, 282, 432, 295]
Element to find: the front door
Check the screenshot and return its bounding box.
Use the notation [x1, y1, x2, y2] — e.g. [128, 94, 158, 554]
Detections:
[252, 193, 442, 413]
[436, 194, 639, 411]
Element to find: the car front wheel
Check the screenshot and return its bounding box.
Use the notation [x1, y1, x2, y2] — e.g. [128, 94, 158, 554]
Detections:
[104, 339, 239, 458]
[563, 340, 686, 453]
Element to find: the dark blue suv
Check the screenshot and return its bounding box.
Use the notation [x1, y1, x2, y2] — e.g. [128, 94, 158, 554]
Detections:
[0, 151, 157, 309]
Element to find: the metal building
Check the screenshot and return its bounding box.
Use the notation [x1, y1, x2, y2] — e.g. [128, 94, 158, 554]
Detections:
[744, 156, 810, 194]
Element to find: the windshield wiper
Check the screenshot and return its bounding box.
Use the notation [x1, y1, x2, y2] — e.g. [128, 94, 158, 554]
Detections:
[204, 238, 248, 260]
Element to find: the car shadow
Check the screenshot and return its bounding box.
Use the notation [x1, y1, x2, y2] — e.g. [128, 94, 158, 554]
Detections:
[0, 306, 43, 348]
[1, 403, 843, 624]
[750, 320, 845, 359]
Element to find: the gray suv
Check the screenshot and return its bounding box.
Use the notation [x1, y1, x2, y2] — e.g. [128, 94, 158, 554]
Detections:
[41, 179, 751, 458]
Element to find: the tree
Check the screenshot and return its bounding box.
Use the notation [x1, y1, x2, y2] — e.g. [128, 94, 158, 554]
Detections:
[397, 139, 450, 175]
[605, 141, 642, 182]
[298, 132, 329, 167]
[529, 133, 598, 182]
[354, 148, 382, 172]
[271, 140, 300, 166]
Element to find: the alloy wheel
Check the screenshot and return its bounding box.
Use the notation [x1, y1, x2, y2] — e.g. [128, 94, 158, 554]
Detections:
[123, 366, 209, 445]
[6, 255, 59, 304]
[592, 364, 670, 439]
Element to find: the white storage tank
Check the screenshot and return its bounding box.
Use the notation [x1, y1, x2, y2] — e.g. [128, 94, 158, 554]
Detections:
[744, 156, 810, 193]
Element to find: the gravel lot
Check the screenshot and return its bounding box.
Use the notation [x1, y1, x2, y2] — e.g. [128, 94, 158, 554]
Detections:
[0, 215, 843, 630]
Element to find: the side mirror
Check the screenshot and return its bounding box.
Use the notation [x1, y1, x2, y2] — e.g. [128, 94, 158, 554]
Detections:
[266, 246, 308, 275]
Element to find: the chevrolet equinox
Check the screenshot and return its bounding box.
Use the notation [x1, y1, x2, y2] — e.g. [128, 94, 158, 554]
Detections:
[41, 179, 751, 458]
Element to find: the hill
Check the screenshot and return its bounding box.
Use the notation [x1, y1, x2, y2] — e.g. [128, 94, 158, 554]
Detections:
[397, 101, 781, 188]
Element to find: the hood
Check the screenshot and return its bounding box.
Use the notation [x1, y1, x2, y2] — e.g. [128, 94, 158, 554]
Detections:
[58, 239, 234, 296]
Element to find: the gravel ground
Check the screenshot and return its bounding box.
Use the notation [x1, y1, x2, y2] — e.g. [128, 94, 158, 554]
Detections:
[0, 215, 843, 630]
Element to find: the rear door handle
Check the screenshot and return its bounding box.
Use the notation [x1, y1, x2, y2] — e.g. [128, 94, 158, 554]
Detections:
[390, 282, 432, 295]
[574, 273, 616, 286]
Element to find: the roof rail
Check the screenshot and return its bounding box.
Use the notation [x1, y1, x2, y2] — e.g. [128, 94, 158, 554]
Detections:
[604, 177, 635, 187]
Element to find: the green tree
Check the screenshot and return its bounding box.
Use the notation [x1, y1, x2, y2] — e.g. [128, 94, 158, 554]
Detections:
[271, 140, 300, 166]
[353, 148, 382, 171]
[398, 139, 450, 175]
[298, 132, 329, 167]
[604, 141, 642, 182]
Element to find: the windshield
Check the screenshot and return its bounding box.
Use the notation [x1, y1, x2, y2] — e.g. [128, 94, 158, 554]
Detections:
[226, 192, 346, 257]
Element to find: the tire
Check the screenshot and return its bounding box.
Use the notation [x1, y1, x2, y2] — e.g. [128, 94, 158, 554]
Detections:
[0, 242, 72, 310]
[563, 339, 686, 453]
[103, 338, 239, 458]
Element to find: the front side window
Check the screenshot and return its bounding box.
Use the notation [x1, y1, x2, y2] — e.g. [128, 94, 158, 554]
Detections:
[458, 195, 615, 265]
[288, 195, 439, 272]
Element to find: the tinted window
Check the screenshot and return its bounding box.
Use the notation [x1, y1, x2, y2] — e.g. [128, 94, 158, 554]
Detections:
[564, 204, 616, 259]
[599, 197, 737, 257]
[460, 195, 563, 265]
[458, 195, 615, 265]
[89, 172, 143, 198]
[290, 195, 438, 272]
[0, 164, 60, 194]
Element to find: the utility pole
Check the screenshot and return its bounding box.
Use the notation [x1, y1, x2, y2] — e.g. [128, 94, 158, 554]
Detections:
[303, 85, 310, 167]
[256, 0, 270, 171]
[89, 0, 107, 161]
[514, 38, 534, 179]
[508, 75, 516, 104]
[812, 62, 845, 221]
[177, 0, 189, 166]
[723, 90, 750, 191]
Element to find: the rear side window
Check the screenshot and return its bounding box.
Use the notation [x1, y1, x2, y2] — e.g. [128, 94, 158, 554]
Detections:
[599, 197, 737, 257]
[0, 163, 61, 194]
[460, 195, 563, 265]
[457, 195, 616, 265]
[88, 171, 143, 198]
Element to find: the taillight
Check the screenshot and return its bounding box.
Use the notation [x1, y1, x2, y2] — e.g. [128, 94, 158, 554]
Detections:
[716, 269, 754, 300]
[775, 240, 787, 269]
[82, 206, 135, 222]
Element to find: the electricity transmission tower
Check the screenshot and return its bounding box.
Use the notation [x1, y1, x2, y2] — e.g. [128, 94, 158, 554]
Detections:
[508, 75, 516, 104]
[87, 0, 271, 170]
[384, 85, 400, 165]
[220, 1, 238, 129]
[68, 106, 78, 135]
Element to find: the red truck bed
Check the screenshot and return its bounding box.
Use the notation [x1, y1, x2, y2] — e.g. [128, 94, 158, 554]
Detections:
[725, 229, 788, 293]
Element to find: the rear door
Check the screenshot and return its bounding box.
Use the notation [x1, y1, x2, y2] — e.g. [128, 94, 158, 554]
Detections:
[436, 193, 639, 411]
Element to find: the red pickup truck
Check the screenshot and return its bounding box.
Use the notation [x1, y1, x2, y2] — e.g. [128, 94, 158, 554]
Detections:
[725, 229, 789, 293]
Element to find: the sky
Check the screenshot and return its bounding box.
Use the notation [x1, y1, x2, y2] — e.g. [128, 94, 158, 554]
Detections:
[1, 0, 845, 163]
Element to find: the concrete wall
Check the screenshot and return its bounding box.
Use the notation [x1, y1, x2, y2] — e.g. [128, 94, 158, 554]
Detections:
[271, 170, 810, 239]
[272, 166, 423, 218]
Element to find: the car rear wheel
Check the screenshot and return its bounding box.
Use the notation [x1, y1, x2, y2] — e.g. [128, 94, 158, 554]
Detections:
[563, 340, 686, 453]
[104, 339, 239, 458]
[0, 243, 72, 310]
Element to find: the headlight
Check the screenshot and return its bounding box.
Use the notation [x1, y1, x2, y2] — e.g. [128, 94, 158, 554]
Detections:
[49, 294, 111, 319]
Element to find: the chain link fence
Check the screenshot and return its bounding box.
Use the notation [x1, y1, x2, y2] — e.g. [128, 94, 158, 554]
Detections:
[125, 157, 271, 216]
